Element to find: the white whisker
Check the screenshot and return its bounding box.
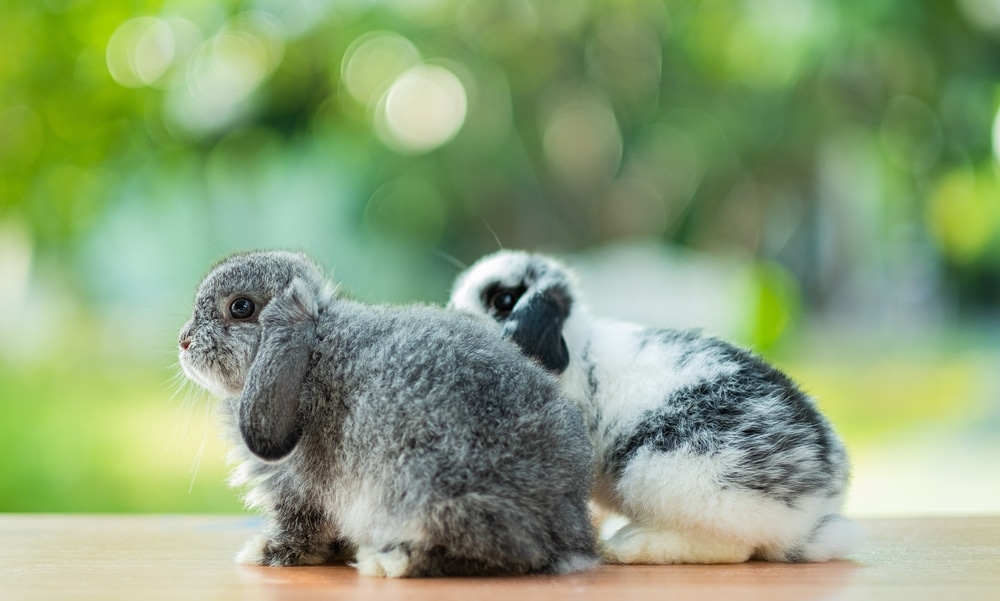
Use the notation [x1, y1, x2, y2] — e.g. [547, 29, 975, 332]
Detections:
[483, 220, 504, 250]
[432, 249, 468, 272]
[188, 405, 211, 495]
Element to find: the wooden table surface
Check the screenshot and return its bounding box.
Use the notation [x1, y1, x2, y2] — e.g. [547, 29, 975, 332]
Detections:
[1, 515, 997, 600]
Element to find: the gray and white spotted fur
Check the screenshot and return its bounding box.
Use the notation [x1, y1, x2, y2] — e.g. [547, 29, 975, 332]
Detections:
[178, 250, 597, 577]
[449, 250, 861, 564]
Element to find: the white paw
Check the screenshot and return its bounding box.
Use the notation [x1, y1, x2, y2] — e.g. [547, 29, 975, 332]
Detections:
[235, 534, 268, 565]
[602, 524, 753, 565]
[552, 553, 599, 574]
[354, 545, 411, 578]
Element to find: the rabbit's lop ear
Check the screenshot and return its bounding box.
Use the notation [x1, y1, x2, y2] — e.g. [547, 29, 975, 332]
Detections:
[239, 276, 318, 462]
[501, 286, 571, 374]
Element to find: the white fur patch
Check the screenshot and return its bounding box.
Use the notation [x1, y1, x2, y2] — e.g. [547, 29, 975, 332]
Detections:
[234, 534, 268, 565]
[562, 315, 740, 440]
[331, 479, 426, 557]
[602, 522, 755, 564]
[448, 251, 535, 313]
[552, 553, 600, 574]
[799, 515, 865, 562]
[612, 448, 850, 560]
[354, 545, 411, 578]
[178, 354, 232, 399]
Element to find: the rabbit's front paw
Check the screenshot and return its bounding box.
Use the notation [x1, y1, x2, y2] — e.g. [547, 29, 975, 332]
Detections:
[354, 544, 411, 578]
[235, 534, 329, 566]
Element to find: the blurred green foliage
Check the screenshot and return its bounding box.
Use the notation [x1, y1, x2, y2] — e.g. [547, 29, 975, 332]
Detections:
[3, 0, 999, 292]
[1, 0, 1000, 513]
[0, 354, 242, 513]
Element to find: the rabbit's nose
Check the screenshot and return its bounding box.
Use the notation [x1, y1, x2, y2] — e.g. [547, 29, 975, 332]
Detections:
[178, 324, 193, 350]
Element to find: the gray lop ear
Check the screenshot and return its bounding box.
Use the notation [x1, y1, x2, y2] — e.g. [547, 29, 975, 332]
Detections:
[239, 277, 318, 462]
[501, 288, 570, 374]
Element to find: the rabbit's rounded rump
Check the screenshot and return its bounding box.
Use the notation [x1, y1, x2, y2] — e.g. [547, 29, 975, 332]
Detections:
[178, 251, 597, 577]
[448, 250, 862, 565]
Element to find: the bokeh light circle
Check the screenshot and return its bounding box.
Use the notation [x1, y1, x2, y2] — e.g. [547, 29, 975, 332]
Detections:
[376, 64, 468, 154]
[162, 12, 285, 135]
[106, 17, 176, 88]
[341, 32, 421, 106]
[542, 95, 623, 185]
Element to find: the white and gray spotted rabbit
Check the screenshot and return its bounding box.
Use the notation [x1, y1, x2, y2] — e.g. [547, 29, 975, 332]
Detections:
[177, 250, 597, 577]
[449, 250, 861, 564]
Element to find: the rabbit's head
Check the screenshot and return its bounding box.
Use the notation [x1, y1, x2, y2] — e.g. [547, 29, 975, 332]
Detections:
[178, 250, 331, 461]
[449, 250, 576, 373]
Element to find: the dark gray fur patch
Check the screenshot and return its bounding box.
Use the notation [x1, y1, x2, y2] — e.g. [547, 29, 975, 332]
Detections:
[398, 542, 546, 577]
[259, 499, 350, 566]
[577, 340, 603, 438]
[581, 340, 599, 399]
[606, 338, 841, 507]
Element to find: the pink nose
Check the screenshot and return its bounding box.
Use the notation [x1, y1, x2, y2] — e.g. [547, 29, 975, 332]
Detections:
[179, 338, 191, 350]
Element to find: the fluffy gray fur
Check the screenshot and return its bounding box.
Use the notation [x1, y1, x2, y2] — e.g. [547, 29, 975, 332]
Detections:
[449, 250, 862, 564]
[178, 250, 597, 577]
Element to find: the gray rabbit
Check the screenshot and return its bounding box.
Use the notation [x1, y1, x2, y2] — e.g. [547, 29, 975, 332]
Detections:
[177, 250, 597, 577]
[449, 250, 861, 564]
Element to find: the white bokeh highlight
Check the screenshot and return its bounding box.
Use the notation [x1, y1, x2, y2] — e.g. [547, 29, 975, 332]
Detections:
[375, 64, 468, 154]
[162, 12, 285, 135]
[106, 17, 176, 88]
[341, 32, 421, 106]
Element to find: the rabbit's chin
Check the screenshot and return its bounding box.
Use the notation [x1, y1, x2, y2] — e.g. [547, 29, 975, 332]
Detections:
[179, 353, 238, 399]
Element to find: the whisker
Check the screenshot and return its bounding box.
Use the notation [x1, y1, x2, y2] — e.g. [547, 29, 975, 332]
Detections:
[164, 368, 192, 449]
[164, 369, 189, 402]
[188, 402, 212, 495]
[432, 248, 468, 272]
[172, 388, 196, 449]
[483, 220, 504, 251]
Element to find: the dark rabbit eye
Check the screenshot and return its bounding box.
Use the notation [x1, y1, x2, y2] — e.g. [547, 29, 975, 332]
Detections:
[490, 290, 520, 316]
[229, 298, 256, 320]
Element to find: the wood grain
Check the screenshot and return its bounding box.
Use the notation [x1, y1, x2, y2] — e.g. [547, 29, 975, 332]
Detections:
[1, 515, 997, 600]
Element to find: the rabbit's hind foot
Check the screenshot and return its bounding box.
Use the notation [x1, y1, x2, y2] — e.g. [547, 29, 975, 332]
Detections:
[601, 523, 754, 565]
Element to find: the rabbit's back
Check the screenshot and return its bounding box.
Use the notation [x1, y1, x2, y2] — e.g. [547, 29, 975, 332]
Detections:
[605, 337, 848, 502]
[301, 301, 596, 573]
[576, 325, 848, 499]
[327, 303, 589, 476]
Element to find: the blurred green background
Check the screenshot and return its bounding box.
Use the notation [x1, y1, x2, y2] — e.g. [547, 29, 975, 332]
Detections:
[2, 0, 999, 516]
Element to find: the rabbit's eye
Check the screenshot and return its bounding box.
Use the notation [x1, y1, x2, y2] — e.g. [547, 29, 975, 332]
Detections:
[490, 289, 520, 317]
[229, 298, 256, 320]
